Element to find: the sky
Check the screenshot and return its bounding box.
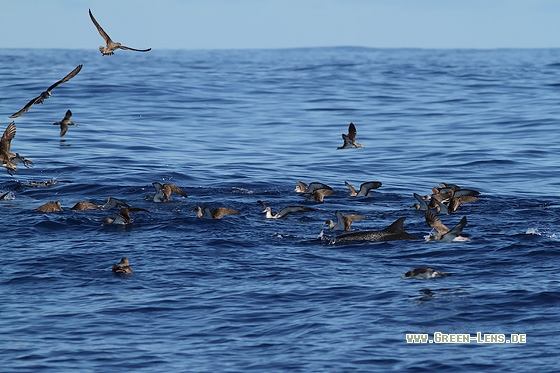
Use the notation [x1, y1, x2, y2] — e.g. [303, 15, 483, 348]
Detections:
[2, 0, 560, 50]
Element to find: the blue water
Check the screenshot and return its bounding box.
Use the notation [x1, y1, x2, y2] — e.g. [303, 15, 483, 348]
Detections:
[1, 47, 559, 372]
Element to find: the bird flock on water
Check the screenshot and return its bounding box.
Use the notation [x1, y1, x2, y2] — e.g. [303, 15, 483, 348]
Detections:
[1, 9, 481, 279]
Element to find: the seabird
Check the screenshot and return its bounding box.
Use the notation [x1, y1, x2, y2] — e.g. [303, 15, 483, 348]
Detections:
[1, 122, 33, 174]
[35, 201, 62, 213]
[323, 210, 365, 231]
[447, 188, 479, 213]
[89, 9, 152, 56]
[146, 182, 187, 202]
[337, 122, 364, 149]
[258, 200, 314, 219]
[112, 257, 133, 274]
[9, 65, 82, 118]
[102, 207, 148, 225]
[70, 201, 101, 211]
[101, 196, 130, 209]
[411, 193, 429, 211]
[53, 110, 77, 137]
[192, 206, 240, 219]
[300, 187, 334, 202]
[294, 181, 307, 193]
[344, 181, 382, 197]
[401, 267, 451, 279]
[424, 210, 469, 242]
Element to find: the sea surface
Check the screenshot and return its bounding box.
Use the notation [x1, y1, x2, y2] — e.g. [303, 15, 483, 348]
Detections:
[1, 47, 559, 372]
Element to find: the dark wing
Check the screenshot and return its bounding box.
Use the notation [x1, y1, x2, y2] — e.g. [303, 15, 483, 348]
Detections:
[212, 207, 239, 218]
[276, 206, 314, 218]
[347, 122, 357, 142]
[118, 45, 152, 53]
[1, 121, 16, 158]
[89, 9, 112, 43]
[344, 181, 358, 196]
[47, 64, 83, 92]
[424, 211, 449, 235]
[441, 216, 468, 241]
[164, 183, 187, 197]
[63, 110, 72, 120]
[413, 193, 429, 210]
[9, 95, 42, 118]
[257, 200, 268, 209]
[357, 181, 382, 196]
[59, 123, 68, 137]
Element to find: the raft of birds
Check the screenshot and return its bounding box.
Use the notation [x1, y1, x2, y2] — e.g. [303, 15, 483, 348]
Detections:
[1, 9, 480, 280]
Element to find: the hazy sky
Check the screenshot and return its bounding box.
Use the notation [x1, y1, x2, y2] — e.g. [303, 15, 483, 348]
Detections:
[2, 0, 560, 50]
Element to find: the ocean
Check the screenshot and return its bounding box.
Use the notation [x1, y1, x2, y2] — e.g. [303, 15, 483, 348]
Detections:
[1, 47, 559, 372]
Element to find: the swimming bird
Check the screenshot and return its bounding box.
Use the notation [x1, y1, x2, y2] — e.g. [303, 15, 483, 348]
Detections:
[1, 122, 33, 174]
[401, 267, 451, 279]
[424, 210, 469, 242]
[294, 181, 308, 193]
[333, 217, 420, 243]
[53, 110, 77, 137]
[323, 210, 365, 231]
[258, 200, 314, 219]
[146, 182, 187, 202]
[192, 206, 240, 219]
[102, 207, 148, 225]
[411, 192, 429, 211]
[35, 201, 62, 213]
[89, 9, 152, 56]
[337, 122, 364, 149]
[112, 257, 133, 274]
[344, 181, 382, 197]
[70, 201, 101, 211]
[9, 65, 83, 118]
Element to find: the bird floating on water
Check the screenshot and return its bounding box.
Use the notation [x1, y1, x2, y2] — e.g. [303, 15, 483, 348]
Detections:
[112, 257, 133, 274]
[192, 206, 240, 219]
[401, 267, 452, 279]
[258, 200, 314, 219]
[89, 9, 152, 56]
[9, 65, 82, 118]
[35, 201, 62, 213]
[146, 182, 187, 202]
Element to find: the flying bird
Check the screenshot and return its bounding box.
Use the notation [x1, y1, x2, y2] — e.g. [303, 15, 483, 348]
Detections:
[9, 65, 83, 118]
[89, 9, 152, 55]
[337, 122, 364, 149]
[1, 122, 33, 174]
[53, 110, 77, 137]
